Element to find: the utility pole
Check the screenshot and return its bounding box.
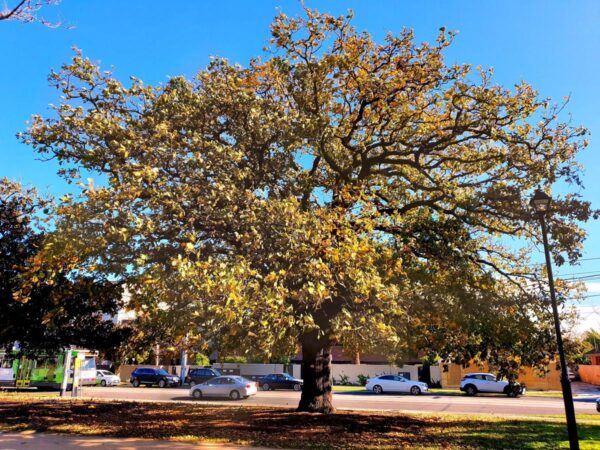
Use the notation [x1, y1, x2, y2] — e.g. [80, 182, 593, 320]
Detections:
[60, 347, 73, 397]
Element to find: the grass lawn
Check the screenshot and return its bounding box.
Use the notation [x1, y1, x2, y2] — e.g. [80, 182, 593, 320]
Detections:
[524, 391, 564, 398]
[1, 396, 599, 449]
[332, 385, 365, 391]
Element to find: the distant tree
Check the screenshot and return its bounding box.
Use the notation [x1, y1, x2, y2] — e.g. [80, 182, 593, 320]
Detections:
[194, 353, 210, 366]
[0, 0, 62, 26]
[584, 329, 600, 350]
[220, 355, 248, 364]
[563, 335, 591, 366]
[559, 328, 600, 367]
[26, 9, 595, 413]
[0, 178, 128, 355]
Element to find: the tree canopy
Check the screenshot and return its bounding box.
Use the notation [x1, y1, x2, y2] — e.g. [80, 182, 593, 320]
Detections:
[24, 9, 594, 411]
[0, 178, 128, 356]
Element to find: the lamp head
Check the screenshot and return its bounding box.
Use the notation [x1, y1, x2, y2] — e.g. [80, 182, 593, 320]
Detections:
[530, 190, 551, 214]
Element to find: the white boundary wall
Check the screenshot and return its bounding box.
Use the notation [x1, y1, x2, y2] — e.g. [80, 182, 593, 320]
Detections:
[213, 362, 302, 379]
[118, 363, 440, 385]
[332, 364, 426, 384]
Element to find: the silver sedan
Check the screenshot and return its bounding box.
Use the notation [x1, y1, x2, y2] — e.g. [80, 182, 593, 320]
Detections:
[189, 376, 258, 400]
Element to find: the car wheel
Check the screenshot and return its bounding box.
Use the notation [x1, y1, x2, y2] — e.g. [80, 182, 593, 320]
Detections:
[100, 379, 107, 387]
[262, 383, 270, 391]
[230, 390, 241, 400]
[373, 385, 383, 394]
[158, 379, 166, 388]
[192, 389, 202, 399]
[505, 385, 520, 397]
[465, 384, 477, 396]
[132, 379, 140, 387]
[410, 386, 421, 395]
[293, 383, 302, 392]
[189, 380, 196, 387]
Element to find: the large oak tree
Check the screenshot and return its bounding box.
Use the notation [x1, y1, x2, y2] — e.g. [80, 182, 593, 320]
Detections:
[25, 9, 594, 412]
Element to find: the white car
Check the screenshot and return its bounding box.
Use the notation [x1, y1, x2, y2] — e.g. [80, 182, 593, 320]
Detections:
[190, 376, 258, 400]
[365, 375, 428, 395]
[460, 372, 524, 397]
[96, 370, 121, 386]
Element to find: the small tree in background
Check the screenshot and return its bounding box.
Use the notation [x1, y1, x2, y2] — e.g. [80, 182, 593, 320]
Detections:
[0, 178, 128, 356]
[194, 353, 210, 366]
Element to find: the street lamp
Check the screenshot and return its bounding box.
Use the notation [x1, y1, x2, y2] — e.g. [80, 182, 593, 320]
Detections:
[530, 189, 579, 450]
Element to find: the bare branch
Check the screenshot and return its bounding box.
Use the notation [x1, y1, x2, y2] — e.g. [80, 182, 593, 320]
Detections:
[0, 0, 63, 27]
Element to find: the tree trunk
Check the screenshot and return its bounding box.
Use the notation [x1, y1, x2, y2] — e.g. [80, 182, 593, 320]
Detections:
[297, 335, 335, 413]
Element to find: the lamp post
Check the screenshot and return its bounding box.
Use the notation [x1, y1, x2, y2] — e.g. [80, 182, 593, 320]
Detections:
[530, 190, 579, 450]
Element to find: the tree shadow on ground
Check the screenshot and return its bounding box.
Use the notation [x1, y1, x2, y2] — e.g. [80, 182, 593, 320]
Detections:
[0, 399, 597, 449]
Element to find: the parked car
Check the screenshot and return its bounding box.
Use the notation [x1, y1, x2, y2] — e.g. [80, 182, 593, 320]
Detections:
[365, 375, 428, 395]
[130, 367, 180, 387]
[185, 367, 221, 386]
[189, 376, 257, 400]
[258, 373, 303, 391]
[96, 370, 121, 386]
[460, 373, 525, 397]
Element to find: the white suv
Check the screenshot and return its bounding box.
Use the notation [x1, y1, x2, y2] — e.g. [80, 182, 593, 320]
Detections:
[459, 372, 524, 397]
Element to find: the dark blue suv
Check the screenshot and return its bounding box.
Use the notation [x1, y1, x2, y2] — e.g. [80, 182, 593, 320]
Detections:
[130, 367, 180, 387]
[185, 368, 221, 386]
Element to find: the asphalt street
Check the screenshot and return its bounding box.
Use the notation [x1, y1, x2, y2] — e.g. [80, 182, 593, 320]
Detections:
[77, 386, 599, 417]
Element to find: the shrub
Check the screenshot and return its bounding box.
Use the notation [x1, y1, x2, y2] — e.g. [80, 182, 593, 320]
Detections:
[221, 356, 247, 364]
[357, 374, 368, 386]
[337, 373, 351, 385]
[194, 353, 210, 366]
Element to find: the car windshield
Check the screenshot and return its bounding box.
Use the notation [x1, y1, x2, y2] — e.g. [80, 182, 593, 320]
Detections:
[156, 369, 169, 376]
[82, 358, 96, 370]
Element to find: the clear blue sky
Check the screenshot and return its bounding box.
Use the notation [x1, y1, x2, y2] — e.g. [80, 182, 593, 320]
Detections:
[1, 0, 599, 312]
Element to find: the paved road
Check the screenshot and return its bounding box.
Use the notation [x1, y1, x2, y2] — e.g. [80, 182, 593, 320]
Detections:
[77, 386, 598, 417]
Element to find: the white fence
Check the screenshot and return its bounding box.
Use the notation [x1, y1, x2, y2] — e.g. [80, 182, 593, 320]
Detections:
[117, 363, 440, 385]
[213, 362, 302, 380]
[331, 364, 437, 385]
